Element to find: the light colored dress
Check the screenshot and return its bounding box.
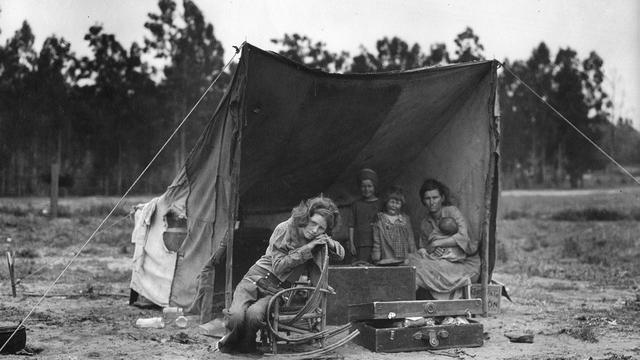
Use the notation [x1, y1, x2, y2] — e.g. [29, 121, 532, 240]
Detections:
[406, 205, 480, 298]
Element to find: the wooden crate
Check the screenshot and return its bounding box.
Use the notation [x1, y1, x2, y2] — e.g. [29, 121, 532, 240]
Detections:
[326, 266, 416, 325]
[464, 283, 503, 315]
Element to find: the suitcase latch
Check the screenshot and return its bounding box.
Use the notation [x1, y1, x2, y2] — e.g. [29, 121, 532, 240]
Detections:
[427, 330, 439, 347]
[414, 329, 449, 347]
[423, 302, 436, 314]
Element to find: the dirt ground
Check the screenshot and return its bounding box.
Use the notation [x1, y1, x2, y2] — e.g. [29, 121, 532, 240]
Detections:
[1, 191, 639, 359]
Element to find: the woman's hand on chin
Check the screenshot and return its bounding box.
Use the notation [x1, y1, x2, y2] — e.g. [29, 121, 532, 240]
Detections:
[417, 248, 428, 258]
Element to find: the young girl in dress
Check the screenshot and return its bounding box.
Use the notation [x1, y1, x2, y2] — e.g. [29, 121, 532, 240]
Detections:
[348, 168, 383, 262]
[371, 186, 416, 264]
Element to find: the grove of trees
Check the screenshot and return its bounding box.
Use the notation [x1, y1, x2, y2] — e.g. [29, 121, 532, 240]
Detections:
[0, 0, 230, 196]
[1, 1, 638, 196]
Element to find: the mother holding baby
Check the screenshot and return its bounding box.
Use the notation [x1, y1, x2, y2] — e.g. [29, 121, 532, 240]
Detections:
[407, 179, 481, 301]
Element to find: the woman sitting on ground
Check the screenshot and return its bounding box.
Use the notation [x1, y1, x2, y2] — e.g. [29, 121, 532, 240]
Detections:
[217, 196, 345, 354]
[407, 179, 480, 308]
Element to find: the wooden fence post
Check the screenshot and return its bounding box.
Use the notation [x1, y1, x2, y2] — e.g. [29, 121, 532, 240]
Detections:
[6, 251, 16, 297]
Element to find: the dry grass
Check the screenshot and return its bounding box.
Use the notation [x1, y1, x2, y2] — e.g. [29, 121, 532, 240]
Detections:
[0, 197, 148, 287]
[499, 187, 640, 220]
[496, 187, 640, 287]
[2, 191, 639, 288]
[0, 196, 152, 218]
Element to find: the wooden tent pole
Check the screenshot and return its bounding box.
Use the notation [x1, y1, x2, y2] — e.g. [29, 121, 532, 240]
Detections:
[225, 137, 241, 310]
[481, 182, 491, 316]
[222, 46, 246, 312]
[482, 61, 500, 316]
[482, 152, 498, 316]
[225, 227, 234, 309]
[225, 108, 244, 311]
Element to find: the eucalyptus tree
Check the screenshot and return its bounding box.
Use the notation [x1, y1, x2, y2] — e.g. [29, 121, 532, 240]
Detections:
[0, 21, 38, 195]
[144, 0, 227, 173]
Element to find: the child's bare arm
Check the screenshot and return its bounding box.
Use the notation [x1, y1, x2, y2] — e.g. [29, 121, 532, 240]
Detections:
[348, 227, 356, 255]
[371, 223, 381, 262]
[406, 216, 417, 253]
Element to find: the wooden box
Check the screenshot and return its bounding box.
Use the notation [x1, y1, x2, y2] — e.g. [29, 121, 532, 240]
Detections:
[349, 299, 483, 321]
[464, 283, 503, 315]
[349, 299, 484, 352]
[326, 266, 416, 325]
[353, 319, 483, 352]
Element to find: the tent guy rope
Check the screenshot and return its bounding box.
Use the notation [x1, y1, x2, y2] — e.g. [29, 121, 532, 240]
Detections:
[0, 46, 241, 353]
[501, 63, 640, 187]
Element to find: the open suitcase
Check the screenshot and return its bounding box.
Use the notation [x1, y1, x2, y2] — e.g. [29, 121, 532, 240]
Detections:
[349, 299, 484, 352]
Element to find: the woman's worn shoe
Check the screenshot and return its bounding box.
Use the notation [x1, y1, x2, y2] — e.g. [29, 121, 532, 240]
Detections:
[215, 337, 234, 354]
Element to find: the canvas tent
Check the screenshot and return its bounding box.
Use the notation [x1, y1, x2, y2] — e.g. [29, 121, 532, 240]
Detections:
[129, 43, 500, 316]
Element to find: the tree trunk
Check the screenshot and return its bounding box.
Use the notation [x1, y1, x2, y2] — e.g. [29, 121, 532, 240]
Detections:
[1, 167, 5, 196]
[31, 139, 39, 194]
[569, 173, 579, 188]
[174, 99, 188, 174]
[50, 132, 62, 218]
[610, 123, 616, 158]
[556, 143, 565, 187]
[50, 162, 60, 218]
[530, 129, 544, 185]
[117, 143, 123, 195]
[9, 153, 15, 195]
[539, 137, 547, 185]
[16, 152, 24, 196]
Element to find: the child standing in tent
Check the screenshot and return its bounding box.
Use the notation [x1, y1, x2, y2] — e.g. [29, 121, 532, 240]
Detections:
[371, 186, 416, 264]
[348, 168, 383, 263]
[217, 196, 345, 354]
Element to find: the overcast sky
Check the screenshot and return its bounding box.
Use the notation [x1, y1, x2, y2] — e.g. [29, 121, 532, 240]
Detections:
[1, 0, 639, 127]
